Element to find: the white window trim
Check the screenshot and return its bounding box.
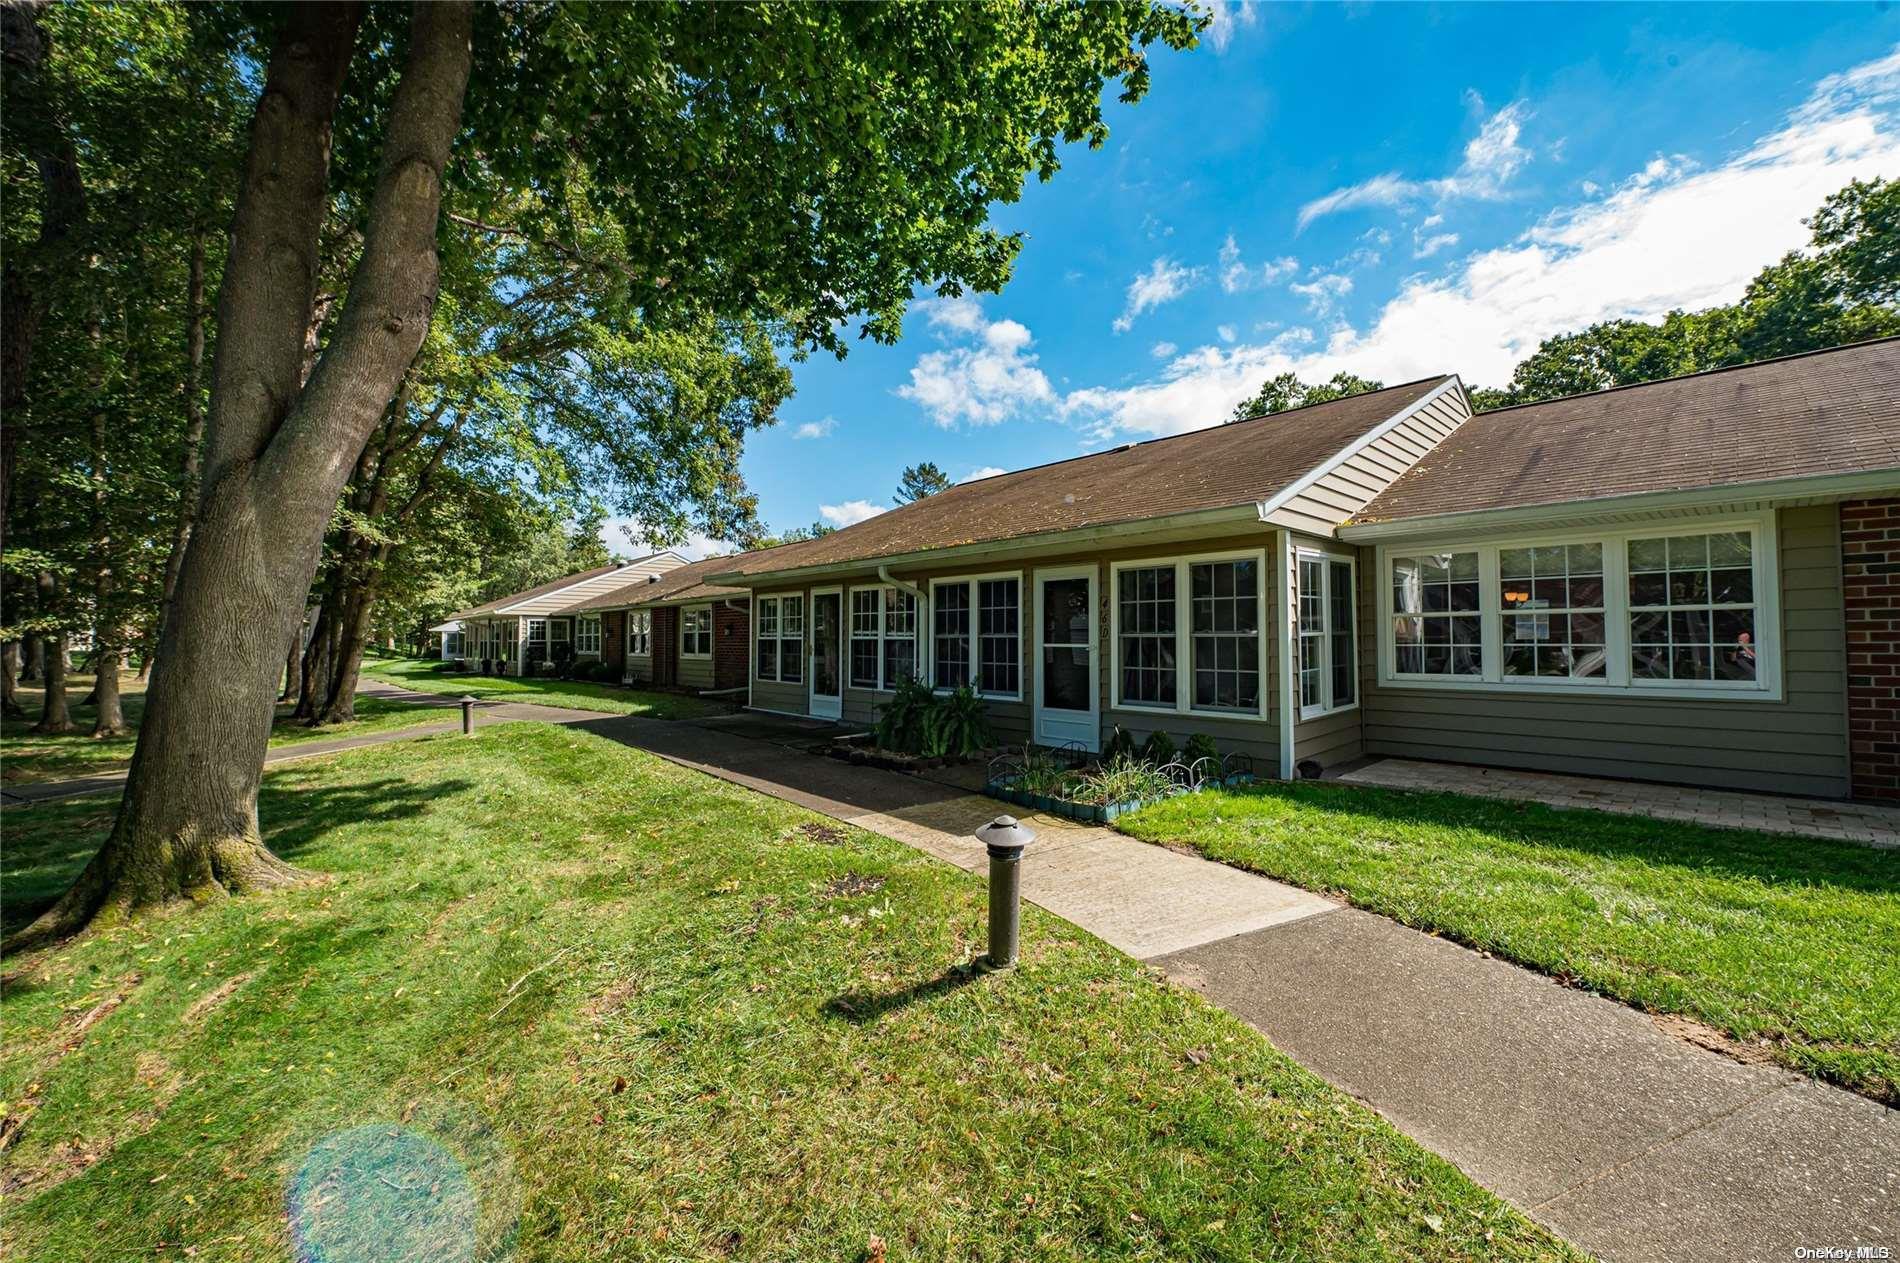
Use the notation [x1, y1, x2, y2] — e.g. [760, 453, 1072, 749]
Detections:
[1107, 548, 1271, 723]
[680, 605, 713, 659]
[926, 571, 1023, 701]
[1373, 510, 1783, 702]
[575, 615, 600, 656]
[753, 593, 806, 684]
[626, 609, 652, 659]
[846, 584, 918, 693]
[550, 618, 571, 644]
[1296, 546, 1359, 721]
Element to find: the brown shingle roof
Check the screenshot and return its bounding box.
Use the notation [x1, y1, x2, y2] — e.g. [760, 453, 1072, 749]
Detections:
[711, 376, 1454, 578]
[444, 564, 625, 622]
[1354, 339, 1900, 525]
[570, 553, 753, 612]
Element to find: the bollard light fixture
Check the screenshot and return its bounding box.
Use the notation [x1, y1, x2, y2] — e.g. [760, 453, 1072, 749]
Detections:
[460, 695, 478, 737]
[975, 814, 1035, 968]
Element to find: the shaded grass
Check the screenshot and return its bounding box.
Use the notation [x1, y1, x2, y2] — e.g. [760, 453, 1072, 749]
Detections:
[0, 726, 1579, 1261]
[1118, 780, 1900, 1103]
[364, 656, 725, 719]
[3, 674, 446, 787]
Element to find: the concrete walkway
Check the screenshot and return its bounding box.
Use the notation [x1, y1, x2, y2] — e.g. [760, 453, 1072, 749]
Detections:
[20, 683, 1896, 1259]
[1340, 756, 1900, 848]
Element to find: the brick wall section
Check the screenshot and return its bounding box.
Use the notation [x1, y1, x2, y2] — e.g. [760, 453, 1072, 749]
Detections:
[601, 611, 625, 677]
[1843, 497, 1900, 802]
[651, 608, 679, 687]
[712, 600, 750, 692]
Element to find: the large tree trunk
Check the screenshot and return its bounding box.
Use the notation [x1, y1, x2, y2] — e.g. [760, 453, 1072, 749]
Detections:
[20, 634, 42, 683]
[6, 1, 472, 953]
[31, 630, 73, 734]
[155, 228, 209, 645]
[88, 328, 125, 738]
[1, 642, 24, 717]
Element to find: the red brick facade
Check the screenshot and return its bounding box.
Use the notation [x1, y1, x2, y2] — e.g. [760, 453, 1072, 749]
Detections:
[1843, 497, 1900, 802]
[601, 610, 626, 676]
[712, 600, 750, 692]
[650, 607, 679, 687]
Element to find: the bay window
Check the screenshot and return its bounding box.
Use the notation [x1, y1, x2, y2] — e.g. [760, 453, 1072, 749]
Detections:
[1111, 552, 1264, 719]
[848, 587, 918, 690]
[1297, 553, 1356, 716]
[626, 610, 651, 658]
[755, 595, 803, 683]
[1378, 517, 1776, 697]
[929, 574, 1021, 698]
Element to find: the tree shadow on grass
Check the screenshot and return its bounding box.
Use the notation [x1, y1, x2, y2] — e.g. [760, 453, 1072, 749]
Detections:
[1217, 780, 1900, 897]
[0, 777, 472, 938]
[821, 962, 985, 1025]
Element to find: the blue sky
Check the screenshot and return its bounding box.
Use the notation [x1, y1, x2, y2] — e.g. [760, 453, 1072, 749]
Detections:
[612, 4, 1900, 557]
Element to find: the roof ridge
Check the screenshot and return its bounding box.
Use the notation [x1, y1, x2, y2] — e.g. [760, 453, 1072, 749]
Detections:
[1473, 335, 1900, 418]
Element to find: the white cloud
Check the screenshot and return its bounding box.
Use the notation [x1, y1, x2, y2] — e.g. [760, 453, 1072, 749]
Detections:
[1219, 234, 1299, 292]
[1150, 340, 1178, 359]
[1113, 256, 1201, 332]
[1289, 272, 1353, 313]
[896, 296, 1056, 427]
[960, 466, 1007, 483]
[1217, 324, 1238, 343]
[1061, 47, 1900, 436]
[792, 417, 836, 440]
[1414, 232, 1460, 259]
[818, 500, 887, 528]
[1297, 100, 1531, 229]
[1202, 0, 1257, 53]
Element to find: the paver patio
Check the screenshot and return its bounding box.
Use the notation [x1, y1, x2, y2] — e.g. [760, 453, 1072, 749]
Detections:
[1337, 756, 1900, 847]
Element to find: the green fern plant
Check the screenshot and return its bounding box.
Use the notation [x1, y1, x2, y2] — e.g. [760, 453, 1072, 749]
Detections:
[874, 676, 936, 754]
[1139, 729, 1177, 766]
[921, 685, 994, 758]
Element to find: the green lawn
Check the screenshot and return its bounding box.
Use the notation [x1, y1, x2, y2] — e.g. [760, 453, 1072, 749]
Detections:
[3, 674, 446, 787]
[0, 726, 1578, 1261]
[1118, 781, 1900, 1104]
[364, 655, 727, 719]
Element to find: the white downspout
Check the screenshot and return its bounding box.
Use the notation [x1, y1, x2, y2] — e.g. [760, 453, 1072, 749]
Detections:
[876, 564, 924, 602]
[1277, 530, 1296, 781]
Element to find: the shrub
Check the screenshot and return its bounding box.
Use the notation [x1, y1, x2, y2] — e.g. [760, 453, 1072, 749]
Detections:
[1183, 733, 1219, 768]
[874, 676, 936, 754]
[921, 685, 993, 758]
[1071, 756, 1176, 806]
[1139, 729, 1176, 765]
[1103, 725, 1137, 763]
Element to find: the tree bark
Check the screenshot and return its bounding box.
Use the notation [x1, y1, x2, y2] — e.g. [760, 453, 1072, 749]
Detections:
[88, 317, 125, 737]
[7, 0, 473, 953]
[1, 642, 24, 717]
[20, 634, 42, 683]
[31, 630, 73, 734]
[156, 228, 209, 647]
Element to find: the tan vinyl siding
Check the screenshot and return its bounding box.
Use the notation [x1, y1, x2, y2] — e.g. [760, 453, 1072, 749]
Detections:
[677, 602, 715, 690]
[1356, 504, 1850, 798]
[1268, 388, 1471, 536]
[1294, 706, 1361, 771]
[505, 555, 684, 615]
[748, 587, 810, 715]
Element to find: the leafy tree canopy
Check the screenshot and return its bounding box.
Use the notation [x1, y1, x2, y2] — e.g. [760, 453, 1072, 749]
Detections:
[1228, 371, 1384, 423]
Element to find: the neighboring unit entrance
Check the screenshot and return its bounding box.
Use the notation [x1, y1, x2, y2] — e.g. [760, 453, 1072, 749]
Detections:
[1033, 566, 1098, 750]
[810, 588, 843, 720]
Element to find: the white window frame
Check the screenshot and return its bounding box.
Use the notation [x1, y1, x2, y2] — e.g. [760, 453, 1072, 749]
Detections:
[1107, 548, 1270, 723]
[846, 584, 918, 693]
[575, 615, 601, 656]
[550, 618, 571, 646]
[680, 605, 713, 659]
[525, 617, 548, 652]
[926, 571, 1022, 700]
[1373, 510, 1782, 702]
[626, 609, 652, 658]
[1296, 546, 1358, 721]
[754, 594, 806, 684]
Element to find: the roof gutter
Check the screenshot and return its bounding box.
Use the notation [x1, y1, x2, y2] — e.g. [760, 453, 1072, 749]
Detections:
[877, 564, 924, 601]
[702, 503, 1267, 586]
[1337, 467, 1900, 542]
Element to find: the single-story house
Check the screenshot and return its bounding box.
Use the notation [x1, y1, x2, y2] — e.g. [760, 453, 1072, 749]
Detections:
[568, 553, 758, 695]
[701, 339, 1899, 802]
[433, 552, 686, 675]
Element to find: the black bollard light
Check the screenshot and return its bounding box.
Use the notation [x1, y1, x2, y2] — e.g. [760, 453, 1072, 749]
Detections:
[460, 695, 478, 737]
[975, 814, 1035, 968]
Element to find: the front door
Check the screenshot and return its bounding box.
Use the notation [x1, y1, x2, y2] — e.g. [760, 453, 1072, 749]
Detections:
[809, 589, 843, 720]
[1033, 567, 1098, 750]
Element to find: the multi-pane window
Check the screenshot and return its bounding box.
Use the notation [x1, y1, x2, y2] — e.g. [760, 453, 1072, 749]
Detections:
[1118, 565, 1176, 708]
[526, 618, 548, 657]
[1500, 544, 1605, 679]
[1391, 551, 1481, 677]
[753, 595, 803, 684]
[977, 578, 1020, 697]
[1328, 560, 1356, 708]
[756, 597, 780, 680]
[576, 616, 601, 656]
[846, 588, 918, 690]
[1190, 559, 1260, 712]
[1629, 531, 1757, 682]
[1298, 559, 1325, 710]
[681, 607, 712, 657]
[445, 630, 465, 658]
[550, 619, 571, 648]
[932, 583, 970, 689]
[1298, 557, 1357, 714]
[849, 590, 881, 688]
[626, 610, 651, 657]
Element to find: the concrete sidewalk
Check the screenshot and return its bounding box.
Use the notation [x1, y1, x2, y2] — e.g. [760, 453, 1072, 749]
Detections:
[584, 712, 1900, 1263]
